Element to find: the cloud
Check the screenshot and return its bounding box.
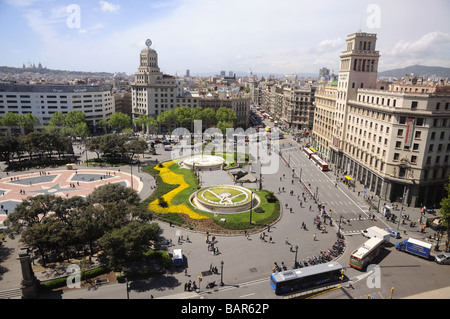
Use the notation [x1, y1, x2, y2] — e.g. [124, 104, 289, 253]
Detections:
[309, 38, 344, 54]
[98, 0, 120, 13]
[387, 31, 450, 58]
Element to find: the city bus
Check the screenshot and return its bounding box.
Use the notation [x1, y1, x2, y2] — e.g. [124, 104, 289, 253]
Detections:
[311, 154, 329, 171]
[349, 237, 385, 270]
[303, 147, 315, 159]
[270, 262, 344, 295]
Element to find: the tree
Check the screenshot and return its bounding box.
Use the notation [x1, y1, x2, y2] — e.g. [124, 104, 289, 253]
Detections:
[87, 183, 141, 207]
[216, 107, 237, 124]
[134, 115, 148, 133]
[19, 113, 40, 133]
[4, 194, 61, 239]
[175, 106, 192, 129]
[157, 109, 177, 133]
[201, 107, 216, 128]
[99, 221, 159, 271]
[108, 112, 131, 132]
[1, 112, 22, 135]
[126, 139, 148, 159]
[217, 121, 234, 135]
[440, 176, 450, 251]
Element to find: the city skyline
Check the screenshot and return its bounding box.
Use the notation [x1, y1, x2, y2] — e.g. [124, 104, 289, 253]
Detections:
[1, 0, 450, 76]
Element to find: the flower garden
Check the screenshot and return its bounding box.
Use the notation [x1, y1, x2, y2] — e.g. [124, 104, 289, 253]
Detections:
[142, 157, 280, 233]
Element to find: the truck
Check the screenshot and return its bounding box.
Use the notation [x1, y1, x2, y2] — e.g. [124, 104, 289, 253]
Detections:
[395, 238, 432, 259]
[361, 226, 391, 243]
[172, 249, 183, 266]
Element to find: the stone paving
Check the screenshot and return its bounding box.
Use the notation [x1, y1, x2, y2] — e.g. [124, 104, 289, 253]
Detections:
[0, 168, 143, 226]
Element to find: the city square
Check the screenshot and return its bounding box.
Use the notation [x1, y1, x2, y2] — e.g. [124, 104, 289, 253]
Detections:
[0, 1, 449, 305]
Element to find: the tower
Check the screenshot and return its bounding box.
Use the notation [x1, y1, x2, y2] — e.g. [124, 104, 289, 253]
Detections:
[332, 32, 380, 167]
[131, 39, 178, 120]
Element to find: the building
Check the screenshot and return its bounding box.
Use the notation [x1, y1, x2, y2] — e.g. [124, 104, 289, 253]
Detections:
[0, 82, 114, 131]
[131, 42, 178, 119]
[200, 94, 251, 128]
[311, 32, 450, 207]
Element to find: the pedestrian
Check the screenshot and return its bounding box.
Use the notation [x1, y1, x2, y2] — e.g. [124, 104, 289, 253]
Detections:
[285, 237, 289, 245]
[269, 236, 272, 243]
[313, 233, 317, 241]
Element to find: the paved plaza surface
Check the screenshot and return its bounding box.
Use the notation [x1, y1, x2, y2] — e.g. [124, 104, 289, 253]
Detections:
[0, 168, 143, 226]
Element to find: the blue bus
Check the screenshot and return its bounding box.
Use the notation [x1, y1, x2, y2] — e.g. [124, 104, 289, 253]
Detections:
[270, 262, 343, 295]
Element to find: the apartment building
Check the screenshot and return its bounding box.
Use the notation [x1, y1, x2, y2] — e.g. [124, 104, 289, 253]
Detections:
[311, 32, 450, 207]
[0, 83, 114, 131]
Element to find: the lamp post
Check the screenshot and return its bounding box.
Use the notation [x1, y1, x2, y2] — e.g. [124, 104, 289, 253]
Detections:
[220, 261, 224, 286]
[294, 245, 299, 268]
[397, 186, 406, 231]
[249, 191, 254, 224]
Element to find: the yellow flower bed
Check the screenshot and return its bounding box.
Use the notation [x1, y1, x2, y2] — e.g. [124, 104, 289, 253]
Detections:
[148, 161, 208, 220]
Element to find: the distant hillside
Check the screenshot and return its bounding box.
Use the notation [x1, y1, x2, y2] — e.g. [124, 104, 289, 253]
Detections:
[378, 65, 450, 79]
[0, 65, 114, 77]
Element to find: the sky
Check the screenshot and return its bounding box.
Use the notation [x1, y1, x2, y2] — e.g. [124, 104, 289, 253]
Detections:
[1, 0, 450, 76]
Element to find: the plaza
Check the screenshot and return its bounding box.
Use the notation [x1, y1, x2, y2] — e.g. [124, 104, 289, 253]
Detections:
[0, 168, 143, 226]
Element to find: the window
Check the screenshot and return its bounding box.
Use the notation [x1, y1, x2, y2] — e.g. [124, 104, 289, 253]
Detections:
[411, 156, 417, 164]
[394, 153, 399, 161]
[413, 143, 419, 151]
[397, 129, 403, 137]
[429, 144, 434, 152]
[411, 101, 418, 109]
[396, 141, 402, 148]
[415, 131, 421, 139]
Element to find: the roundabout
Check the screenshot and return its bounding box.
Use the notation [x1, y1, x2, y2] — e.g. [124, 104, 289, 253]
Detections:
[191, 185, 260, 214]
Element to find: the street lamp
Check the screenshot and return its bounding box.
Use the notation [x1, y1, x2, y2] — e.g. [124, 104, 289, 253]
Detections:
[397, 186, 406, 231]
[249, 191, 254, 224]
[294, 245, 299, 268]
[220, 261, 224, 286]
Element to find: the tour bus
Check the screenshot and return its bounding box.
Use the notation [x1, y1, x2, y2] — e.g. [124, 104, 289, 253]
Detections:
[303, 147, 315, 159]
[270, 262, 344, 295]
[349, 237, 385, 270]
[311, 154, 329, 171]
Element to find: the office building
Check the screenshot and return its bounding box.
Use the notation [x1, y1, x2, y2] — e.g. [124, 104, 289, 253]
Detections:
[311, 32, 450, 207]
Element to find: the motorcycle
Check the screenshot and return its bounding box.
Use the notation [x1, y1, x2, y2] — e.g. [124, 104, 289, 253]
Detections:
[206, 281, 216, 289]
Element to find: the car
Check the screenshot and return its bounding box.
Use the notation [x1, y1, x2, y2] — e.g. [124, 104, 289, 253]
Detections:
[435, 253, 450, 265]
[164, 145, 173, 151]
[384, 228, 401, 239]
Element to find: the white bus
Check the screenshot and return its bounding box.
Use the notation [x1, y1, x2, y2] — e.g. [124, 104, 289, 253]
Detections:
[349, 237, 385, 270]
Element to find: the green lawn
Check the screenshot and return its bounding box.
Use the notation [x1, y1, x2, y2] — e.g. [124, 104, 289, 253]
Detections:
[142, 158, 279, 231]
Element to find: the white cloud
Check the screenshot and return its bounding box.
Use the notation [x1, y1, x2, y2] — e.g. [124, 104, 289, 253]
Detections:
[98, 0, 120, 13]
[387, 31, 450, 58]
[312, 38, 344, 54]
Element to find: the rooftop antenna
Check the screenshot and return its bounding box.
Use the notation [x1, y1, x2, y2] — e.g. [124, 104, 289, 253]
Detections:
[358, 12, 363, 32]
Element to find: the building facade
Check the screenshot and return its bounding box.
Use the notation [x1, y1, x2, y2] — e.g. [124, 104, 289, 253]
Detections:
[311, 32, 450, 207]
[0, 83, 114, 131]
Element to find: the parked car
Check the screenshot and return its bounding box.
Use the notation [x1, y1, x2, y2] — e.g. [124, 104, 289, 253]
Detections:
[385, 228, 401, 239]
[435, 253, 450, 265]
